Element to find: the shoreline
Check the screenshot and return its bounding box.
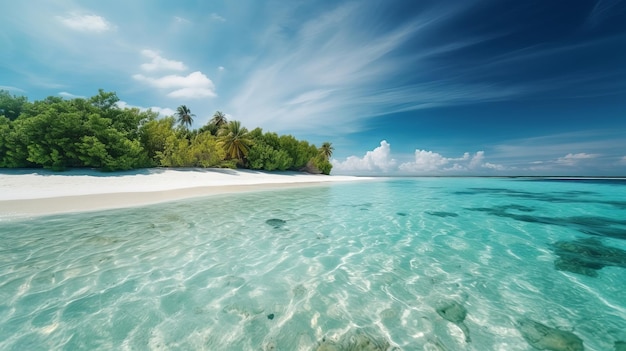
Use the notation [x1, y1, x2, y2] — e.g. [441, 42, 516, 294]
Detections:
[0, 168, 372, 218]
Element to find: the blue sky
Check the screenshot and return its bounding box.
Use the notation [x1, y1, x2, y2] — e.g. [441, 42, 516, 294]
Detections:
[1, 0, 625, 176]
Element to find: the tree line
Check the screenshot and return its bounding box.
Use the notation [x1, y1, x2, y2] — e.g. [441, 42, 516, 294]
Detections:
[0, 90, 333, 174]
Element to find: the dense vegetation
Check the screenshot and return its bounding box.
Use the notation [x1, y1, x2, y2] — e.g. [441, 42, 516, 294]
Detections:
[0, 90, 333, 174]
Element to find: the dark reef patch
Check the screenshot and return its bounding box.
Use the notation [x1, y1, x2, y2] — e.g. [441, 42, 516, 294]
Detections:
[436, 300, 471, 342]
[265, 218, 287, 229]
[517, 318, 584, 351]
[425, 211, 459, 218]
[615, 341, 626, 351]
[396, 212, 407, 217]
[454, 186, 626, 209]
[465, 206, 626, 240]
[552, 238, 626, 277]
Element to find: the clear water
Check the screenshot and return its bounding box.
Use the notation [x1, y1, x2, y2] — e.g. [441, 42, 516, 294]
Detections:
[1, 178, 625, 350]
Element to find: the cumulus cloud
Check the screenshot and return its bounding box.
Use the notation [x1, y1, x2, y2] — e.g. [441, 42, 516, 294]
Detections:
[332, 140, 507, 175]
[332, 140, 397, 173]
[399, 150, 449, 172]
[399, 149, 499, 174]
[133, 71, 216, 99]
[57, 13, 112, 33]
[555, 152, 599, 166]
[140, 50, 187, 72]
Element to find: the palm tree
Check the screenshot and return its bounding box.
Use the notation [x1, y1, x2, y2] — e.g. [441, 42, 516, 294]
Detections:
[175, 105, 195, 129]
[210, 111, 228, 129]
[319, 142, 334, 160]
[218, 120, 253, 166]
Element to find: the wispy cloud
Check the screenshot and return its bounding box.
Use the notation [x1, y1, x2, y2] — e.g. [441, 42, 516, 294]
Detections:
[0, 86, 26, 93]
[555, 152, 599, 166]
[492, 130, 626, 162]
[56, 13, 113, 33]
[210, 13, 226, 22]
[140, 50, 187, 72]
[58, 91, 85, 99]
[226, 1, 524, 135]
[585, 0, 626, 28]
[174, 16, 190, 24]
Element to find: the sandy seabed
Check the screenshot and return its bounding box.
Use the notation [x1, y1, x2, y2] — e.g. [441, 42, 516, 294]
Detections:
[0, 168, 369, 218]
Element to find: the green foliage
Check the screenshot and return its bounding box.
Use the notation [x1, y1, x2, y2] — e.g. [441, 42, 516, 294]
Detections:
[218, 121, 253, 165]
[0, 117, 31, 167]
[190, 133, 224, 167]
[89, 89, 119, 111]
[248, 142, 293, 171]
[210, 111, 228, 129]
[158, 131, 224, 168]
[0, 90, 336, 174]
[312, 155, 333, 175]
[0, 90, 152, 171]
[175, 105, 194, 129]
[319, 142, 334, 160]
[0, 90, 28, 121]
[140, 116, 176, 161]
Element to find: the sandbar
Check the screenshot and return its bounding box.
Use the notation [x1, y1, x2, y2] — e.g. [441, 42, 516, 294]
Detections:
[0, 168, 370, 218]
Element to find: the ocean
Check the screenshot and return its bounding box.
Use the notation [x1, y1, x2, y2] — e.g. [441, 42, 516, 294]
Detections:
[1, 177, 625, 350]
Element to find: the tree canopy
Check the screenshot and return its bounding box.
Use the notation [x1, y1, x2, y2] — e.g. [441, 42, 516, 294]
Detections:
[0, 90, 334, 174]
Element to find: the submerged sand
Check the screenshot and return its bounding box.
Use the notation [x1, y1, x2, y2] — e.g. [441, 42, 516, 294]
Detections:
[0, 168, 369, 218]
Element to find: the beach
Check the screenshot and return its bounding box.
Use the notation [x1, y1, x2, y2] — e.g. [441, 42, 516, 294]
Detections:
[0, 168, 369, 218]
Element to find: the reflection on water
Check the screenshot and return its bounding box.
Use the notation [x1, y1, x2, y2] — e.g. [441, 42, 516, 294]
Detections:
[1, 178, 625, 350]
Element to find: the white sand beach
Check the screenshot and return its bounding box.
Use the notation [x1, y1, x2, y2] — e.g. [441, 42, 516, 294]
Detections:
[0, 168, 369, 218]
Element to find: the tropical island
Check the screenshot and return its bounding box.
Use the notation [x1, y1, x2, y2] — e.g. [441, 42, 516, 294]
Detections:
[0, 89, 334, 174]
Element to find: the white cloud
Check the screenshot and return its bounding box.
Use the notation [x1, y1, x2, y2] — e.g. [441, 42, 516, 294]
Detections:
[398, 149, 509, 175]
[333, 141, 507, 175]
[332, 140, 397, 173]
[399, 149, 505, 174]
[619, 156, 626, 164]
[399, 150, 449, 172]
[218, 66, 225, 71]
[57, 13, 112, 33]
[468, 151, 485, 169]
[484, 162, 507, 171]
[140, 50, 187, 72]
[210, 13, 226, 22]
[149, 106, 176, 116]
[133, 71, 216, 99]
[116, 101, 175, 116]
[556, 152, 599, 166]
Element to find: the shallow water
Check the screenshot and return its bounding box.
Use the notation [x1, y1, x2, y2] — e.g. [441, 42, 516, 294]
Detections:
[1, 178, 625, 350]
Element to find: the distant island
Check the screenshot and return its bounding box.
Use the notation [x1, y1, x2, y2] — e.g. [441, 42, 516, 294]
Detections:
[0, 90, 333, 174]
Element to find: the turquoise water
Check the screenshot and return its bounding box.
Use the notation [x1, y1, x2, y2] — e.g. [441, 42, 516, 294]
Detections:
[1, 178, 625, 350]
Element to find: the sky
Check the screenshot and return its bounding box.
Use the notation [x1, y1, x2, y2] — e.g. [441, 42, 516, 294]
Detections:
[1, 0, 625, 176]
